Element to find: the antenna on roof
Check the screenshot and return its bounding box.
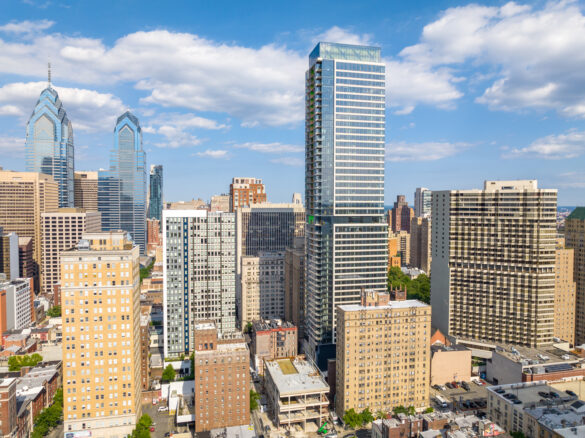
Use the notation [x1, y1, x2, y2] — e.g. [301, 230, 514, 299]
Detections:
[47, 61, 52, 88]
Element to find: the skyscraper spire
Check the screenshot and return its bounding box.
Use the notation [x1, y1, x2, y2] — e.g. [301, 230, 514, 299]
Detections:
[47, 62, 51, 88]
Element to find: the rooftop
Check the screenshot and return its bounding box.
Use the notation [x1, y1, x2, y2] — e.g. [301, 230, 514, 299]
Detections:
[494, 343, 581, 369]
[431, 343, 469, 354]
[568, 207, 585, 221]
[339, 299, 429, 312]
[0, 377, 16, 388]
[488, 382, 576, 411]
[253, 319, 296, 332]
[309, 42, 381, 65]
[265, 357, 329, 395]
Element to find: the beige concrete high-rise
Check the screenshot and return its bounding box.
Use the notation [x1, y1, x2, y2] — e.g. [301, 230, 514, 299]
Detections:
[566, 207, 585, 345]
[284, 237, 305, 340]
[41, 208, 101, 294]
[410, 217, 431, 273]
[61, 231, 141, 437]
[553, 238, 576, 345]
[335, 290, 430, 416]
[431, 180, 557, 347]
[388, 230, 410, 266]
[74, 171, 99, 211]
[239, 251, 285, 328]
[0, 170, 59, 289]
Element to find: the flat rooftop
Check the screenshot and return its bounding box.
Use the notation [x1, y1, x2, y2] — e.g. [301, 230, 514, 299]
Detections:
[265, 357, 329, 395]
[339, 299, 429, 312]
[489, 382, 575, 409]
[495, 343, 581, 366]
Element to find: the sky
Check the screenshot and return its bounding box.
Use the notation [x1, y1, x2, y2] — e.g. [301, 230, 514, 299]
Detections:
[0, 0, 584, 206]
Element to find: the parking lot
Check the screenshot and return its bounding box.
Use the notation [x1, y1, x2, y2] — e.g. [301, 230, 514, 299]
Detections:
[431, 380, 489, 413]
[142, 400, 192, 438]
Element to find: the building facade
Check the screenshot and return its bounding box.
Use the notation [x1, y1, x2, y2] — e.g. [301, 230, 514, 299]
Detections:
[566, 207, 585, 345]
[0, 378, 17, 438]
[74, 171, 98, 211]
[0, 228, 19, 281]
[0, 277, 34, 332]
[41, 208, 101, 294]
[193, 322, 249, 432]
[61, 231, 142, 437]
[18, 237, 36, 291]
[431, 180, 557, 347]
[414, 188, 432, 218]
[148, 165, 163, 221]
[163, 210, 236, 357]
[553, 239, 576, 345]
[305, 42, 388, 365]
[25, 80, 74, 208]
[410, 217, 431, 274]
[284, 237, 305, 340]
[229, 177, 266, 211]
[335, 291, 430, 416]
[98, 111, 147, 254]
[250, 320, 297, 374]
[239, 252, 285, 328]
[391, 195, 414, 233]
[0, 171, 59, 290]
[388, 231, 410, 267]
[210, 194, 230, 212]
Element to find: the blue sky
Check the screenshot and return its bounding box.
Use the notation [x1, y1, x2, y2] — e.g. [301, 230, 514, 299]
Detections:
[0, 0, 584, 205]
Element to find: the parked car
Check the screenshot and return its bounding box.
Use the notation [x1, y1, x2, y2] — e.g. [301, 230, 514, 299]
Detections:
[446, 382, 454, 389]
[433, 384, 442, 390]
[158, 406, 169, 412]
[549, 392, 560, 399]
[538, 391, 549, 398]
[462, 382, 470, 391]
[566, 390, 577, 397]
[451, 381, 459, 389]
[150, 427, 155, 432]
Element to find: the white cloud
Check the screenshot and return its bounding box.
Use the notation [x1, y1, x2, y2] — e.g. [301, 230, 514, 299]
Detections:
[503, 130, 585, 159]
[0, 81, 125, 132]
[386, 141, 471, 162]
[195, 149, 228, 159]
[233, 142, 303, 154]
[154, 124, 201, 148]
[399, 1, 585, 117]
[0, 19, 54, 34]
[0, 136, 25, 157]
[270, 156, 304, 167]
[313, 26, 373, 46]
[557, 172, 585, 188]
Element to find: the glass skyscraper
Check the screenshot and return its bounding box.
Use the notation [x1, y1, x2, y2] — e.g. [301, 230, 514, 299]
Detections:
[25, 82, 74, 207]
[305, 42, 388, 367]
[98, 111, 147, 254]
[148, 164, 163, 221]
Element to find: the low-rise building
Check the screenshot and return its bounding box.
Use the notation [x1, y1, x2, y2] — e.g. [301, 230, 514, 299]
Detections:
[0, 277, 34, 332]
[193, 322, 249, 432]
[486, 344, 585, 385]
[0, 377, 17, 438]
[487, 381, 585, 437]
[250, 320, 297, 374]
[430, 343, 471, 386]
[264, 356, 329, 432]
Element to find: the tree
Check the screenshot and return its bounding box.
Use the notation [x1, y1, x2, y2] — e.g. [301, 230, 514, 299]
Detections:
[392, 405, 408, 415]
[8, 353, 43, 371]
[376, 410, 387, 419]
[140, 261, 154, 283]
[244, 322, 253, 334]
[250, 389, 261, 411]
[424, 407, 434, 414]
[360, 408, 374, 425]
[387, 267, 430, 304]
[510, 433, 526, 438]
[131, 414, 153, 438]
[30, 388, 63, 438]
[343, 408, 361, 429]
[47, 306, 61, 317]
[162, 364, 176, 382]
[407, 406, 416, 416]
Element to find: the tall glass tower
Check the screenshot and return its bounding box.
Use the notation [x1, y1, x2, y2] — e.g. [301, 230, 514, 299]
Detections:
[98, 111, 147, 254]
[148, 164, 163, 221]
[305, 42, 388, 367]
[25, 75, 74, 207]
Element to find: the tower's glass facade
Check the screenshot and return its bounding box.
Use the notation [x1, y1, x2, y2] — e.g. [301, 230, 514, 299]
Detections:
[25, 86, 74, 207]
[148, 164, 163, 221]
[98, 112, 147, 254]
[305, 43, 388, 365]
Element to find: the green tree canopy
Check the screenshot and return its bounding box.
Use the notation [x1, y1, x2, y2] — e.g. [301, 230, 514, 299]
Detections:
[387, 267, 430, 304]
[250, 389, 261, 411]
[360, 408, 374, 425]
[47, 306, 61, 317]
[131, 414, 153, 438]
[343, 408, 361, 429]
[8, 353, 43, 371]
[31, 388, 62, 438]
[162, 364, 176, 382]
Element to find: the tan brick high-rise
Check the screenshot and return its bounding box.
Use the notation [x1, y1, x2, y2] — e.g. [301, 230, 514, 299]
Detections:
[431, 180, 557, 347]
[74, 171, 99, 211]
[0, 170, 59, 290]
[193, 322, 249, 432]
[335, 290, 430, 417]
[61, 231, 141, 437]
[566, 207, 585, 345]
[41, 208, 101, 294]
[553, 239, 576, 345]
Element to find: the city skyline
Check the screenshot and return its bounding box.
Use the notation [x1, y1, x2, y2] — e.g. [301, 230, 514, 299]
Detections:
[0, 0, 583, 205]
